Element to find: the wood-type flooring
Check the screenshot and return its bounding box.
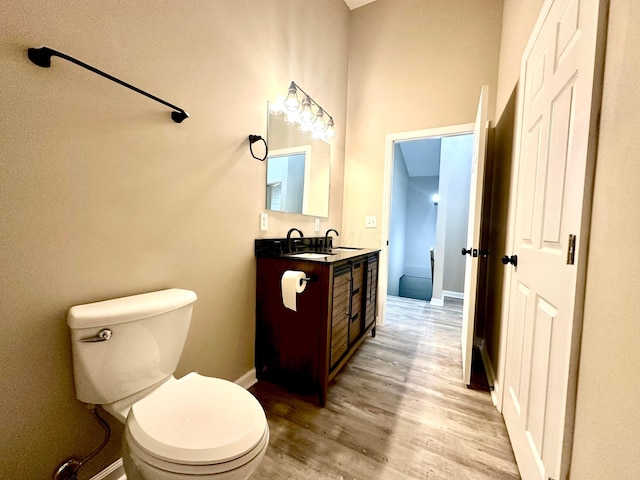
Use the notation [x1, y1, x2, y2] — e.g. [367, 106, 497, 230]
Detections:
[249, 295, 520, 479]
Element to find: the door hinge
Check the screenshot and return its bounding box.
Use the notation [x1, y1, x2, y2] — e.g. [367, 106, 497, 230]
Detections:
[566, 234, 576, 265]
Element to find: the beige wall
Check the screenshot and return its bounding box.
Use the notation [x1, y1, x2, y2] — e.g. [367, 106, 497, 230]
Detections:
[494, 0, 545, 118]
[570, 1, 640, 477]
[0, 1, 349, 478]
[342, 0, 503, 260]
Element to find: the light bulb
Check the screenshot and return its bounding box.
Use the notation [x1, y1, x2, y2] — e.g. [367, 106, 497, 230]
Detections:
[298, 119, 313, 133]
[311, 129, 326, 141]
[325, 117, 335, 139]
[284, 83, 300, 112]
[299, 96, 314, 123]
[285, 110, 300, 125]
[269, 96, 285, 115]
[312, 109, 326, 132]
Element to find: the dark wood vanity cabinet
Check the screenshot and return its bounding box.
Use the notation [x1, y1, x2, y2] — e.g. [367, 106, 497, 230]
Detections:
[255, 251, 379, 406]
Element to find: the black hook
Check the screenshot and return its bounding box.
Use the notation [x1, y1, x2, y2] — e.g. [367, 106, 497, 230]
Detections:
[249, 134, 268, 161]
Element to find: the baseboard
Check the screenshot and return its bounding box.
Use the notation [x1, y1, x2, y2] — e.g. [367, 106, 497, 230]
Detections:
[235, 368, 258, 389]
[479, 339, 498, 405]
[442, 290, 464, 299]
[429, 297, 444, 306]
[89, 458, 125, 480]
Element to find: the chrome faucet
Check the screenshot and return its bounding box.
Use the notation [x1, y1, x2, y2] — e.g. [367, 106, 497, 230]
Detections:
[324, 228, 339, 250]
[286, 228, 304, 253]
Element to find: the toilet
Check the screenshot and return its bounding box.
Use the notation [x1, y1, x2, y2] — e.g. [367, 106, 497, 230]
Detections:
[67, 288, 269, 480]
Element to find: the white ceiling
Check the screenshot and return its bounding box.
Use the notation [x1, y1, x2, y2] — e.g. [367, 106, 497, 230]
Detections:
[343, 0, 377, 10]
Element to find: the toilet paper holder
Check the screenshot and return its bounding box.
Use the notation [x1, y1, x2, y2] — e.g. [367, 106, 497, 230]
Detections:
[302, 274, 318, 283]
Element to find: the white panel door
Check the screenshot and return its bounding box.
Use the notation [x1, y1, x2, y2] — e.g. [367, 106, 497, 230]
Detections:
[501, 0, 606, 479]
[461, 85, 489, 386]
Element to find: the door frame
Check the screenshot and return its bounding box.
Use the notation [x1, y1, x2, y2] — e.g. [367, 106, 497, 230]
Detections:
[379, 123, 474, 326]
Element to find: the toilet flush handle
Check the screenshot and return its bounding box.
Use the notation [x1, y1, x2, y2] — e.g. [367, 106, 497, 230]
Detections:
[80, 328, 112, 342]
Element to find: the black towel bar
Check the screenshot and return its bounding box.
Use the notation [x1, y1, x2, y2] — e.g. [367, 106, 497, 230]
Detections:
[27, 46, 189, 123]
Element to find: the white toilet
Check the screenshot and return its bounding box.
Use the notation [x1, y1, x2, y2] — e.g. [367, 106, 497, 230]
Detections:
[67, 288, 269, 480]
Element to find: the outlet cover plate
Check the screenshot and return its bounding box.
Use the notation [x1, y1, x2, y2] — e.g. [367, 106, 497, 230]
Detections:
[365, 215, 377, 228]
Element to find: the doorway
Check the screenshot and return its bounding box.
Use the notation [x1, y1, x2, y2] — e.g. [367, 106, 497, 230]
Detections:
[386, 131, 474, 305]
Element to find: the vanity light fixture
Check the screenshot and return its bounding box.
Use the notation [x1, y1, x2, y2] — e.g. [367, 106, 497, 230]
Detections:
[270, 81, 335, 141]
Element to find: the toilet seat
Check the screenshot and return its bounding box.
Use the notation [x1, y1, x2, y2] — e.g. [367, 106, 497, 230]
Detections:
[125, 372, 268, 474]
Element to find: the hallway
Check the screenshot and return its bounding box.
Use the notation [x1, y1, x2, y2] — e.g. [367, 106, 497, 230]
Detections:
[250, 295, 519, 479]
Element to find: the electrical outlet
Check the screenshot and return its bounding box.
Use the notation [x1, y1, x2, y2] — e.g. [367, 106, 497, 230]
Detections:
[314, 218, 320, 232]
[260, 212, 268, 231]
[365, 215, 377, 228]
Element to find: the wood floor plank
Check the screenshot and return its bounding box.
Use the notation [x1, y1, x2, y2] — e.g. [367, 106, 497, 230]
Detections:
[250, 295, 520, 479]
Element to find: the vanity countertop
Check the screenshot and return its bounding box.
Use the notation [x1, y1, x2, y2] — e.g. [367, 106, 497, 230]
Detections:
[278, 247, 380, 263]
[255, 237, 379, 263]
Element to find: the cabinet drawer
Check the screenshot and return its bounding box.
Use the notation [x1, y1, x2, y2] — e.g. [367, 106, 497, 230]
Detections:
[351, 295, 362, 315]
[352, 265, 364, 289]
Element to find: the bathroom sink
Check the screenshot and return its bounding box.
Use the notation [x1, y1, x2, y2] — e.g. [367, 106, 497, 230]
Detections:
[289, 252, 336, 259]
[331, 246, 364, 251]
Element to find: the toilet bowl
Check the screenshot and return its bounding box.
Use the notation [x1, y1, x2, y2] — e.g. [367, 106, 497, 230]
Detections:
[66, 289, 269, 480]
[120, 373, 269, 480]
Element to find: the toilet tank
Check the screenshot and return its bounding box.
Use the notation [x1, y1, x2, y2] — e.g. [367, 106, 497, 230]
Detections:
[67, 288, 197, 405]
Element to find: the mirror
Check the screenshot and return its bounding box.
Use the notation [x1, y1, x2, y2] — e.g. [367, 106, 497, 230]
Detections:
[266, 104, 331, 217]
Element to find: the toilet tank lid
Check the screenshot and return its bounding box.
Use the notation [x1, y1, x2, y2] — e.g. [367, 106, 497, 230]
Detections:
[67, 289, 197, 329]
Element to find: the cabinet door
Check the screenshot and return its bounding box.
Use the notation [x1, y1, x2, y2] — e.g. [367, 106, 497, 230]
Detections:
[349, 261, 364, 344]
[330, 267, 350, 368]
[365, 256, 378, 329]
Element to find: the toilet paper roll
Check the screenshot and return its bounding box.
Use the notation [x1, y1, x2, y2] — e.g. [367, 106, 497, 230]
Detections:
[281, 270, 308, 312]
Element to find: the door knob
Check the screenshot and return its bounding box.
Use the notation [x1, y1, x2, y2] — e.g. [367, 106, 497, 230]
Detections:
[461, 247, 472, 256]
[501, 255, 518, 267]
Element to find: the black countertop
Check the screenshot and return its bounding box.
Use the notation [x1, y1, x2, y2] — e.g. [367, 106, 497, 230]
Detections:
[278, 247, 380, 263]
[255, 237, 379, 264]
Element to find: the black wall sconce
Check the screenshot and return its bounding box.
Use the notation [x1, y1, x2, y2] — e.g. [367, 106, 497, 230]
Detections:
[248, 134, 268, 161]
[27, 46, 189, 123]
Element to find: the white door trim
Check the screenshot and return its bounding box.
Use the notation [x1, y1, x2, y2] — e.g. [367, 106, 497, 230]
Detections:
[380, 123, 474, 325]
